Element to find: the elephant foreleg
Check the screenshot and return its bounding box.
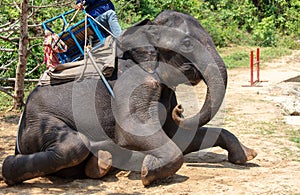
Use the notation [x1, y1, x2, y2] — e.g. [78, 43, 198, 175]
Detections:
[141, 139, 184, 186]
[115, 124, 184, 186]
[2, 131, 90, 185]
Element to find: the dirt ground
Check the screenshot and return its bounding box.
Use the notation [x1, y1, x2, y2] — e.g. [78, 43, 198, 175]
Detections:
[0, 50, 299, 194]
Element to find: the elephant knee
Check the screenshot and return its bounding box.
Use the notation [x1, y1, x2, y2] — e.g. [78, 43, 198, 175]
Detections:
[52, 132, 91, 167]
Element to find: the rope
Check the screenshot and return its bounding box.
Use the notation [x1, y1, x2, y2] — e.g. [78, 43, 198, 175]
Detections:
[77, 14, 89, 81]
[77, 13, 115, 98]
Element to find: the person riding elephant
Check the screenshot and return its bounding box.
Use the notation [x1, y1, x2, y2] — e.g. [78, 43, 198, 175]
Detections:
[75, 0, 122, 37]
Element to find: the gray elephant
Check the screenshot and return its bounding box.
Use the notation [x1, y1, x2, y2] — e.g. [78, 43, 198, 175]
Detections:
[2, 10, 257, 187]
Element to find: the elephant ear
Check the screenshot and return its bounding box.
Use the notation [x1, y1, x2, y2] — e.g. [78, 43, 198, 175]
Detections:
[118, 19, 159, 73]
[121, 19, 154, 37]
[132, 19, 153, 27]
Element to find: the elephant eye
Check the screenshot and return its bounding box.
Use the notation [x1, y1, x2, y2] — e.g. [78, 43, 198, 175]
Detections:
[180, 36, 195, 53]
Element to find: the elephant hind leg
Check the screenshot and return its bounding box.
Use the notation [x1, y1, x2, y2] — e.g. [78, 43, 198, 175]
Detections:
[2, 131, 90, 185]
[212, 128, 257, 164]
[178, 127, 257, 164]
[227, 142, 257, 164]
[84, 150, 112, 179]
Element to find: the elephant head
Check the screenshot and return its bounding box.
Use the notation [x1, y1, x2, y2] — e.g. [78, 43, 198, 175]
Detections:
[118, 10, 227, 130]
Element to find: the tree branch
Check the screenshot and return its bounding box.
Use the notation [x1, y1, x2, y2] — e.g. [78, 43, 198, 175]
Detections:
[0, 48, 15, 52]
[0, 86, 16, 99]
[12, 0, 21, 13]
[0, 35, 42, 42]
[0, 22, 12, 29]
[28, 24, 42, 28]
[0, 35, 19, 42]
[0, 77, 39, 82]
[23, 43, 44, 75]
[0, 67, 12, 70]
[1, 58, 17, 69]
[0, 20, 20, 34]
[28, 43, 41, 51]
[29, 1, 73, 9]
[26, 62, 44, 76]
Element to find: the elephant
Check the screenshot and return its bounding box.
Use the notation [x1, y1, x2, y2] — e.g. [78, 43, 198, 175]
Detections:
[2, 10, 257, 187]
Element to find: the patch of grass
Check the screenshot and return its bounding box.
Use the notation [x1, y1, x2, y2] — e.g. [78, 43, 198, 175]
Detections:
[260, 47, 293, 62]
[254, 121, 279, 135]
[281, 147, 300, 162]
[289, 129, 300, 148]
[218, 46, 252, 68]
[218, 46, 293, 68]
[222, 51, 250, 69]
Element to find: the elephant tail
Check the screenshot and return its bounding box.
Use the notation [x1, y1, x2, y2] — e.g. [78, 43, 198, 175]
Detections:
[15, 110, 25, 155]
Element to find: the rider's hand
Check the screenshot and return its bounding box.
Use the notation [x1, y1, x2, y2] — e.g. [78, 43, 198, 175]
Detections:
[75, 3, 84, 10]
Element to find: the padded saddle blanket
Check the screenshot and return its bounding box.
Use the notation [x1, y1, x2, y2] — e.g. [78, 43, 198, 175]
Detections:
[39, 36, 116, 86]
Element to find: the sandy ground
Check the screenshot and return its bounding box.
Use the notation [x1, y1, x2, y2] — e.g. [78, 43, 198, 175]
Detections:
[0, 50, 299, 194]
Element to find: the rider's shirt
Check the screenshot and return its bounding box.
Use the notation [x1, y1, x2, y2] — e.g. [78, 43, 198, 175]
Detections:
[76, 0, 115, 18]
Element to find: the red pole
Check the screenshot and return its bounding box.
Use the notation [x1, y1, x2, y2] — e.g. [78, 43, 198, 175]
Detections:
[256, 48, 260, 82]
[250, 50, 254, 86]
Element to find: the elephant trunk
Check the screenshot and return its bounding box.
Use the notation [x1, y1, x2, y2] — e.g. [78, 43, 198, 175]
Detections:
[173, 53, 227, 130]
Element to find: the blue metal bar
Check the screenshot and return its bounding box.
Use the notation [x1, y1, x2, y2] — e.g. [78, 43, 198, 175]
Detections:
[69, 29, 84, 55]
[86, 47, 115, 98]
[42, 9, 77, 33]
[42, 9, 108, 64]
[87, 18, 106, 45]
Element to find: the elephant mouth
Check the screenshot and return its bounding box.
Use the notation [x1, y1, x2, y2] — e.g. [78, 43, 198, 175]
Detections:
[158, 49, 203, 86]
[180, 62, 203, 86]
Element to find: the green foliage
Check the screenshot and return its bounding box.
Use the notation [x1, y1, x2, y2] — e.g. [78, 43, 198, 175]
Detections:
[115, 0, 201, 28]
[0, 93, 14, 112]
[113, 0, 294, 48]
[253, 16, 277, 47]
[196, 0, 300, 48]
[0, 0, 71, 76]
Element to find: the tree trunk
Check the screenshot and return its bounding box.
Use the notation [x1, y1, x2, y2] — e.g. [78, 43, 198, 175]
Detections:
[14, 0, 29, 109]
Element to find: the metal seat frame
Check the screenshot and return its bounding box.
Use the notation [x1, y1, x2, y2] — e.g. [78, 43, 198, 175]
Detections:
[42, 9, 107, 64]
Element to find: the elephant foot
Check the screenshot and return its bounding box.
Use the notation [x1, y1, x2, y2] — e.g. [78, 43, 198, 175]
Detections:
[141, 155, 159, 186]
[141, 165, 154, 187]
[141, 154, 183, 187]
[85, 150, 112, 179]
[2, 155, 26, 185]
[228, 143, 257, 164]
